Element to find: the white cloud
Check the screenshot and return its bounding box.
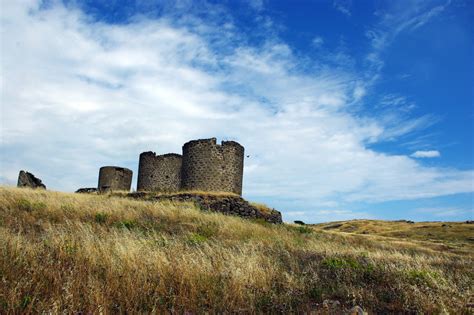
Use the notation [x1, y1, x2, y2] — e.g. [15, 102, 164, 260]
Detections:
[415, 207, 471, 218]
[313, 209, 373, 222]
[312, 36, 324, 48]
[411, 150, 441, 158]
[333, 0, 352, 16]
[0, 1, 472, 221]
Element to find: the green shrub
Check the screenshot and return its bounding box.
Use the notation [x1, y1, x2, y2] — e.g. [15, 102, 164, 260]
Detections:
[95, 212, 108, 224]
[63, 240, 78, 255]
[406, 270, 439, 287]
[187, 233, 208, 245]
[296, 226, 313, 234]
[20, 295, 32, 309]
[17, 199, 46, 212]
[114, 220, 136, 230]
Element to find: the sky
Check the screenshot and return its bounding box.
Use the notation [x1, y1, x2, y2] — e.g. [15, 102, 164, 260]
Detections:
[0, 0, 473, 223]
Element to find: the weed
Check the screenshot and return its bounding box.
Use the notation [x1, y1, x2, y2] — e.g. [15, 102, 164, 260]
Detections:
[296, 226, 313, 234]
[114, 220, 136, 230]
[20, 295, 31, 309]
[94, 212, 108, 224]
[187, 233, 208, 245]
[322, 257, 361, 270]
[406, 270, 439, 287]
[17, 199, 47, 212]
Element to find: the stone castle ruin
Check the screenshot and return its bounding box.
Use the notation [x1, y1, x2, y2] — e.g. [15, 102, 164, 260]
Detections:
[17, 170, 46, 189]
[137, 153, 182, 192]
[17, 137, 281, 223]
[98, 166, 133, 192]
[138, 138, 244, 195]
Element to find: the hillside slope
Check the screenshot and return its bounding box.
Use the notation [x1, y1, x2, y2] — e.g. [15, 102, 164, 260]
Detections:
[312, 219, 474, 255]
[1, 187, 473, 313]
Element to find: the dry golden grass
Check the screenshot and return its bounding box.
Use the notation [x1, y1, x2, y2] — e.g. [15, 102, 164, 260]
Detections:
[249, 202, 274, 215]
[312, 219, 474, 255]
[1, 186, 473, 313]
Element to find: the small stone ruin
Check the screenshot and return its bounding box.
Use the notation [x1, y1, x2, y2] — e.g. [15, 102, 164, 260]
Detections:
[17, 170, 46, 189]
[98, 166, 133, 192]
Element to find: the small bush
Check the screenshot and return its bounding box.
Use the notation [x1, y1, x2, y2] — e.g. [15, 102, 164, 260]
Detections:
[406, 270, 439, 287]
[285, 225, 313, 234]
[197, 222, 219, 238]
[114, 220, 136, 230]
[187, 233, 208, 245]
[17, 199, 46, 212]
[296, 226, 313, 234]
[94, 212, 108, 224]
[20, 295, 32, 310]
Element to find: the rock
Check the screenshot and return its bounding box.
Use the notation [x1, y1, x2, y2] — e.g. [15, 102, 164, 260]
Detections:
[294, 220, 305, 225]
[75, 187, 98, 193]
[17, 170, 46, 189]
[395, 219, 414, 224]
[348, 306, 366, 315]
[322, 300, 342, 312]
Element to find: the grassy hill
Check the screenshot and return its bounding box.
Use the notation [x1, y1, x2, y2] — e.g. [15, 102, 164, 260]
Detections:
[312, 219, 474, 255]
[1, 187, 473, 313]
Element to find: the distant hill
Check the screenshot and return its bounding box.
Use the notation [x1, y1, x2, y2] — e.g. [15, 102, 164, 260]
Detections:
[312, 219, 474, 255]
[0, 187, 472, 313]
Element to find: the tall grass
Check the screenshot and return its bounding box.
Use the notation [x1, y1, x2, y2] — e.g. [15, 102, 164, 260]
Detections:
[0, 187, 472, 313]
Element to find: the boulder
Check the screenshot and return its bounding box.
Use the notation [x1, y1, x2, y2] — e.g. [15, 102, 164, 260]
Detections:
[17, 170, 46, 189]
[75, 187, 98, 193]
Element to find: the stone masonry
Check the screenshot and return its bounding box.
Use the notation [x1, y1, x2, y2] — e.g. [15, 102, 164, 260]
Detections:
[137, 152, 182, 192]
[139, 138, 245, 195]
[17, 170, 46, 189]
[127, 192, 282, 224]
[98, 166, 132, 192]
[181, 138, 244, 195]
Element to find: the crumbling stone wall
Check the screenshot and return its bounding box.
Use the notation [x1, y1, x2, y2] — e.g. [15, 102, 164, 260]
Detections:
[17, 170, 46, 189]
[137, 152, 182, 192]
[181, 138, 244, 195]
[98, 166, 132, 192]
[128, 192, 282, 224]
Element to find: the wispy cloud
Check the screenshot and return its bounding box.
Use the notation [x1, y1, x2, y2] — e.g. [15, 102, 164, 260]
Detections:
[411, 150, 441, 158]
[365, 0, 451, 78]
[415, 206, 471, 218]
[313, 209, 373, 222]
[311, 36, 324, 48]
[333, 0, 352, 16]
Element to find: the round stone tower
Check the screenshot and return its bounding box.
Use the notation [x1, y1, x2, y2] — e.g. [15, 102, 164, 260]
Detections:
[137, 152, 182, 192]
[98, 166, 133, 192]
[181, 138, 244, 195]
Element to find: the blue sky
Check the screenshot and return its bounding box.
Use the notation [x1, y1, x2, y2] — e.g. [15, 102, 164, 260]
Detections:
[1, 0, 473, 222]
